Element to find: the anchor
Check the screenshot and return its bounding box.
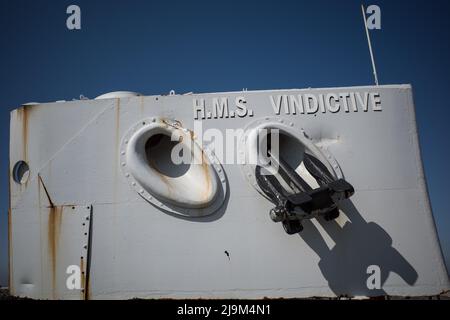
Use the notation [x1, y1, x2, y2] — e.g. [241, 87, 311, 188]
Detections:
[256, 145, 354, 235]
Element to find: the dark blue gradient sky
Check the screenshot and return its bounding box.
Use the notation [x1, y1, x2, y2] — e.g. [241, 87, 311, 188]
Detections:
[1, 0, 449, 286]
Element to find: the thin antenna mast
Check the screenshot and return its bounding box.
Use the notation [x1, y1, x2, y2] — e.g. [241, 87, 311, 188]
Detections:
[361, 4, 379, 86]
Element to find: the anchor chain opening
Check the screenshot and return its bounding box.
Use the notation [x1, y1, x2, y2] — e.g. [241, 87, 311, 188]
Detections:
[255, 131, 354, 235]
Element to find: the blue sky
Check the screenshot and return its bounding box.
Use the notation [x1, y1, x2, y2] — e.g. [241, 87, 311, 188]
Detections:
[1, 0, 450, 286]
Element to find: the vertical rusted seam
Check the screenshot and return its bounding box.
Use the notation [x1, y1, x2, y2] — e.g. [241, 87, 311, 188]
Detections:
[38, 174, 59, 298]
[22, 106, 28, 163]
[84, 205, 93, 300]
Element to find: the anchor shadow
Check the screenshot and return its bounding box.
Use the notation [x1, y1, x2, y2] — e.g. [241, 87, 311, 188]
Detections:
[299, 200, 418, 296]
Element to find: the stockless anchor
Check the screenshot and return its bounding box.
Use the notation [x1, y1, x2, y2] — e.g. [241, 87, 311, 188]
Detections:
[254, 133, 354, 235]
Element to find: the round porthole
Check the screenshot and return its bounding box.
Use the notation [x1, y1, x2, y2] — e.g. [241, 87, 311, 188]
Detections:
[12, 160, 30, 185]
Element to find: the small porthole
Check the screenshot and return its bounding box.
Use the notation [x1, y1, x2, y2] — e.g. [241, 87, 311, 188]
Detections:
[12, 160, 30, 184]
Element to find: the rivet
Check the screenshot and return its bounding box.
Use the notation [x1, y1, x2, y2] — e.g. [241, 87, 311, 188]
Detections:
[121, 151, 125, 155]
[121, 162, 126, 167]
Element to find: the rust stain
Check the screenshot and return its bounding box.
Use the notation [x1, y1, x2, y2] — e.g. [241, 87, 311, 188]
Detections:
[161, 118, 182, 129]
[87, 275, 91, 300]
[80, 256, 85, 300]
[38, 174, 61, 298]
[16, 106, 30, 163]
[15, 106, 32, 190]
[48, 205, 62, 298]
[189, 129, 197, 140]
[145, 128, 214, 204]
[187, 127, 213, 202]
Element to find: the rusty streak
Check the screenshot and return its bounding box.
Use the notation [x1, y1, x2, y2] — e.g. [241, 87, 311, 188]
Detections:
[17, 106, 30, 162]
[48, 205, 62, 299]
[80, 256, 85, 300]
[38, 174, 61, 298]
[84, 205, 93, 300]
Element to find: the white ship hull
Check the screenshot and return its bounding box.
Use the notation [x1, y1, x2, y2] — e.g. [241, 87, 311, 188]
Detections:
[8, 84, 449, 299]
